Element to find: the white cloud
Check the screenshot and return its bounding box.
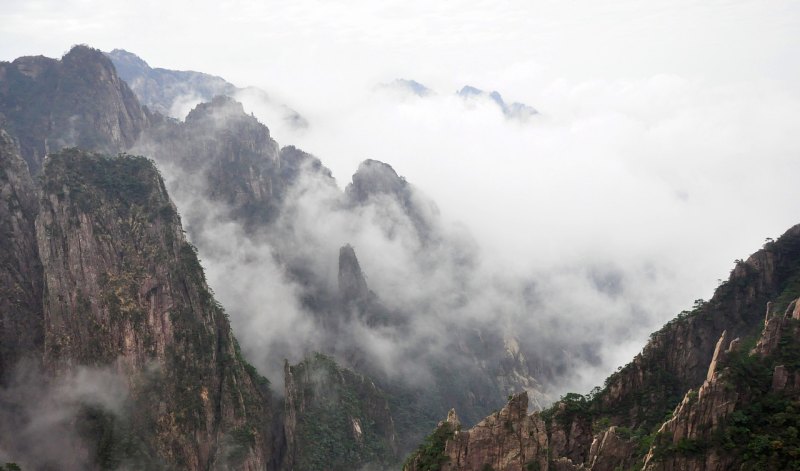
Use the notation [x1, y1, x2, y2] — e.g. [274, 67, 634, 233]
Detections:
[2, 0, 799, 398]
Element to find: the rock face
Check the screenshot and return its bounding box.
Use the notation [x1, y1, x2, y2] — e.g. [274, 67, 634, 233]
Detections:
[282, 353, 398, 471]
[0, 45, 148, 174]
[338, 244, 369, 305]
[136, 95, 330, 230]
[441, 392, 548, 471]
[35, 149, 276, 469]
[0, 130, 43, 380]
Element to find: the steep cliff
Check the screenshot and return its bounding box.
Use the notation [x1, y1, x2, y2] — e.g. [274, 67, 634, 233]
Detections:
[0, 130, 43, 381]
[0, 45, 147, 174]
[35, 149, 276, 469]
[282, 353, 398, 470]
[404, 224, 800, 471]
[643, 300, 800, 470]
[596, 224, 800, 430]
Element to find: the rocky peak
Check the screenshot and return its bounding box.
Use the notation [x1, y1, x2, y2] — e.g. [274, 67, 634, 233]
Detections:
[185, 95, 250, 127]
[345, 159, 437, 241]
[404, 391, 549, 471]
[0, 44, 147, 174]
[338, 244, 369, 304]
[346, 159, 409, 204]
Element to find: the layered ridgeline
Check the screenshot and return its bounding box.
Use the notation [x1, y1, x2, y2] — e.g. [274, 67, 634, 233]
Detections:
[132, 89, 552, 451]
[404, 225, 800, 471]
[0, 45, 558, 469]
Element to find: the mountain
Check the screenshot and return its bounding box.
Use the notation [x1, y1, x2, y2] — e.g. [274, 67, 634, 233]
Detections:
[0, 46, 148, 174]
[0, 45, 553, 469]
[403, 224, 800, 470]
[0, 145, 280, 469]
[4, 43, 796, 471]
[457, 86, 538, 121]
[105, 49, 307, 128]
[378, 79, 434, 97]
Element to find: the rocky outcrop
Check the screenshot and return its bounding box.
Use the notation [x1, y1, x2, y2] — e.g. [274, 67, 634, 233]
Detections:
[641, 333, 740, 471]
[441, 392, 548, 471]
[345, 159, 436, 241]
[0, 45, 147, 174]
[598, 224, 800, 429]
[585, 427, 637, 471]
[136, 95, 330, 230]
[283, 353, 398, 470]
[35, 149, 275, 469]
[339, 244, 369, 305]
[0, 130, 43, 381]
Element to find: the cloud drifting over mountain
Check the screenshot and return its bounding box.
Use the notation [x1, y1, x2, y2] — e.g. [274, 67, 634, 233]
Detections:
[3, 0, 799, 395]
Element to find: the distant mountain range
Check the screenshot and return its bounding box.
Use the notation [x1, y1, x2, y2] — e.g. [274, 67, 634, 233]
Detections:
[379, 79, 539, 120]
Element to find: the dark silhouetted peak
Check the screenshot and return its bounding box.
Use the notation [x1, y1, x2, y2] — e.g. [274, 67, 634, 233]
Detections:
[62, 44, 113, 68]
[339, 244, 369, 303]
[346, 159, 408, 204]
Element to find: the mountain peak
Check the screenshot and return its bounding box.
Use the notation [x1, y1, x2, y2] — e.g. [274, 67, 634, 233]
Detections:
[339, 244, 369, 304]
[184, 95, 248, 125]
[346, 159, 407, 204]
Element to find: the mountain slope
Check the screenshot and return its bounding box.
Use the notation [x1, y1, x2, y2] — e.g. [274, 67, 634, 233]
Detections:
[403, 223, 800, 471]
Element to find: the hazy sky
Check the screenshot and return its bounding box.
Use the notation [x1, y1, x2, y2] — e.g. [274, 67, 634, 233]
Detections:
[3, 0, 800, 383]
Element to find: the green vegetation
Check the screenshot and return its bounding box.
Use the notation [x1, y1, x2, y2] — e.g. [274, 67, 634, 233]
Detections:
[42, 150, 161, 215]
[292, 353, 395, 470]
[710, 319, 800, 469]
[402, 421, 455, 471]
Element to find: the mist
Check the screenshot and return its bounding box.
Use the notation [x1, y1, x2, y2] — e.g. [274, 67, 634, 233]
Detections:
[0, 363, 131, 469]
[3, 0, 799, 401]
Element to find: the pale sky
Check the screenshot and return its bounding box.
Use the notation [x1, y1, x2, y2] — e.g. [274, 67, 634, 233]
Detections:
[3, 0, 800, 387]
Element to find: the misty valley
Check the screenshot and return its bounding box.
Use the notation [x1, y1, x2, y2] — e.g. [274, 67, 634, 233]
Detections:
[0, 44, 799, 471]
